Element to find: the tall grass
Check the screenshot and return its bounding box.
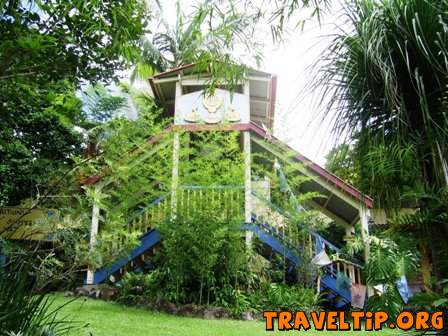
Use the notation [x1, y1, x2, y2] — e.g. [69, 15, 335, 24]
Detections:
[0, 249, 77, 336]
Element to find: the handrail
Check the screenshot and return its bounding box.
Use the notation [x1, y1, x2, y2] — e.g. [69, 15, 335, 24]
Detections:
[251, 191, 364, 271]
[251, 191, 341, 252]
[179, 185, 244, 190]
[333, 256, 363, 269]
[127, 193, 170, 224]
[128, 185, 244, 225]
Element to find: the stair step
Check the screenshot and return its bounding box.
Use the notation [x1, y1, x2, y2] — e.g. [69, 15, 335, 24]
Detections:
[93, 229, 161, 284]
[325, 292, 337, 300]
[335, 298, 348, 309]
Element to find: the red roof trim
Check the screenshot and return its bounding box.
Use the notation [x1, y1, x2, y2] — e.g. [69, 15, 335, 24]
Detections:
[151, 64, 195, 79]
[247, 122, 373, 208]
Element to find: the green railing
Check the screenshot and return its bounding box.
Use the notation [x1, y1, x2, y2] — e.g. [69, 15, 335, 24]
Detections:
[127, 185, 245, 234]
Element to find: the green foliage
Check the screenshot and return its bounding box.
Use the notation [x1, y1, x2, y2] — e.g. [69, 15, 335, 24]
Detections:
[409, 279, 448, 310]
[359, 143, 423, 209]
[312, 0, 448, 202]
[0, 244, 81, 335]
[269, 0, 330, 42]
[311, 0, 448, 290]
[1, 1, 148, 84]
[132, 1, 262, 91]
[116, 272, 157, 303]
[57, 92, 169, 269]
[324, 144, 359, 188]
[157, 214, 245, 305]
[0, 0, 148, 206]
[346, 233, 419, 319]
[364, 238, 419, 286]
[214, 286, 252, 315]
[0, 80, 83, 206]
[387, 188, 448, 279]
[179, 131, 245, 186]
[365, 285, 403, 321]
[251, 283, 319, 312]
[82, 84, 127, 124]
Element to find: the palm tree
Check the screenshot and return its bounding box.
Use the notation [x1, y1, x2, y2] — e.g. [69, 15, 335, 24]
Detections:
[311, 0, 448, 282]
[315, 0, 448, 193]
[131, 0, 262, 83]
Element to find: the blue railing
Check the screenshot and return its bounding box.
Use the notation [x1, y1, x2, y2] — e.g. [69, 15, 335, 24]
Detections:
[251, 191, 341, 252]
[250, 191, 363, 287]
[127, 193, 170, 224]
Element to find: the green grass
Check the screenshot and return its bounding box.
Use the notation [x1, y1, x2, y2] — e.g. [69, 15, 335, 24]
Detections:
[52, 294, 398, 335]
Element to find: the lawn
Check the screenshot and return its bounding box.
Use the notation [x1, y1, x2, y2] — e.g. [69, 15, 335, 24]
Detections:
[52, 294, 397, 336]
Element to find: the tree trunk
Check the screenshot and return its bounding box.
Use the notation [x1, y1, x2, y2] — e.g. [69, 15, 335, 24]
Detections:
[199, 279, 203, 305]
[420, 244, 432, 291]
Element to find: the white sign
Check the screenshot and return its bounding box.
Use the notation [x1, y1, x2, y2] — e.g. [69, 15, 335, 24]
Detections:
[174, 89, 250, 125]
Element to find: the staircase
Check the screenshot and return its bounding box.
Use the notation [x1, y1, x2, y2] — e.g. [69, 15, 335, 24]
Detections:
[91, 186, 243, 284]
[246, 192, 364, 309]
[91, 194, 170, 284]
[93, 229, 161, 284]
[91, 186, 365, 309]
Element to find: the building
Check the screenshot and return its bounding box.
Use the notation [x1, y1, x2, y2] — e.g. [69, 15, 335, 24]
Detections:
[86, 65, 374, 308]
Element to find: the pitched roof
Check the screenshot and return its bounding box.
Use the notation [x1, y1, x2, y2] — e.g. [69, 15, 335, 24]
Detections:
[148, 64, 277, 130]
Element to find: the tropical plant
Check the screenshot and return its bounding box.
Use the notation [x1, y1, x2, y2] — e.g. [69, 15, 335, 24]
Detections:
[52, 90, 169, 271]
[116, 272, 157, 303]
[387, 188, 448, 289]
[252, 283, 319, 312]
[0, 245, 80, 336]
[268, 0, 330, 41]
[409, 279, 448, 311]
[324, 144, 359, 188]
[346, 231, 419, 319]
[0, 0, 148, 206]
[310, 0, 448, 281]
[81, 84, 127, 124]
[313, 0, 448, 201]
[131, 0, 263, 90]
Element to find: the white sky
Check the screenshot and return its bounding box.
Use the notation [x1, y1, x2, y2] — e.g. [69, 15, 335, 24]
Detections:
[264, 21, 337, 165]
[146, 0, 343, 165]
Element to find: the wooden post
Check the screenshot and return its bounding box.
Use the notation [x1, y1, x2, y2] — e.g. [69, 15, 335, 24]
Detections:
[170, 79, 182, 219]
[359, 206, 374, 295]
[345, 226, 356, 282]
[359, 206, 371, 262]
[243, 131, 253, 247]
[171, 132, 180, 219]
[86, 186, 100, 285]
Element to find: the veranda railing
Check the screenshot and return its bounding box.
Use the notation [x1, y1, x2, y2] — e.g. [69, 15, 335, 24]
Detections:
[127, 185, 245, 234]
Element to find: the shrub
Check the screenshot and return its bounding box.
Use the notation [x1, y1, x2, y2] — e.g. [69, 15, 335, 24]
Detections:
[251, 283, 319, 312]
[214, 285, 252, 316]
[116, 272, 157, 303]
[0, 258, 78, 335]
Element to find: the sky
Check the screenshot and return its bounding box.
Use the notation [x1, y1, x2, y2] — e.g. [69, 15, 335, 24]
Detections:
[263, 19, 339, 165]
[145, 0, 344, 165]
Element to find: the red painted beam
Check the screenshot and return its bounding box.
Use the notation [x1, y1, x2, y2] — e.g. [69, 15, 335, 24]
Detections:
[247, 122, 373, 208]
